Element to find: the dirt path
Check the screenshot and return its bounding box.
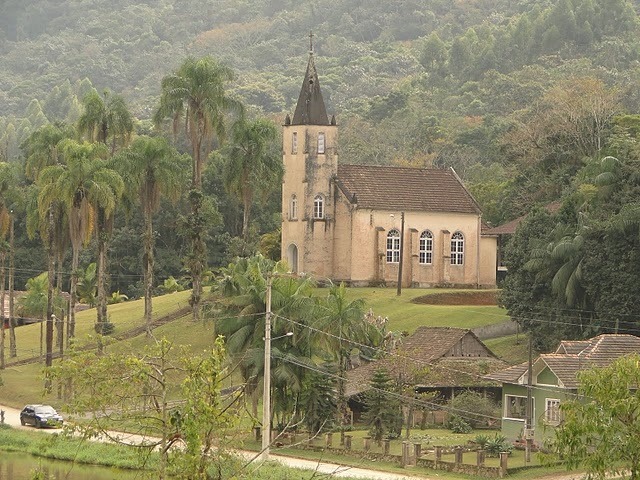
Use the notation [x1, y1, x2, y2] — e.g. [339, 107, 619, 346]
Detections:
[0, 403, 427, 479]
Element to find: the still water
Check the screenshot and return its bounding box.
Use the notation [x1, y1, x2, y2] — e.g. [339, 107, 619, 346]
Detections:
[0, 452, 146, 480]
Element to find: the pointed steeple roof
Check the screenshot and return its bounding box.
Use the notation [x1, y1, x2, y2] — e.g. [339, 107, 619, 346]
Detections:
[292, 53, 330, 126]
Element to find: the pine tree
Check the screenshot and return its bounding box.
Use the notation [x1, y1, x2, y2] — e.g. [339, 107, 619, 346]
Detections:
[362, 368, 402, 443]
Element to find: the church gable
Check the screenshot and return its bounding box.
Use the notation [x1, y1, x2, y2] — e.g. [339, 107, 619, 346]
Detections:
[336, 164, 481, 214]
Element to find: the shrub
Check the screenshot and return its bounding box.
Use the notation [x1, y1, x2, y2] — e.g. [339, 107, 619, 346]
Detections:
[485, 434, 513, 457]
[447, 415, 472, 433]
[474, 434, 490, 448]
[448, 390, 500, 428]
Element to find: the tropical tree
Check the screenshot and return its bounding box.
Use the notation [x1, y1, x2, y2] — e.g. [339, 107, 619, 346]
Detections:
[313, 282, 381, 443]
[221, 117, 282, 241]
[553, 354, 640, 480]
[77, 90, 134, 155]
[77, 90, 133, 337]
[113, 136, 186, 336]
[213, 255, 315, 422]
[38, 140, 123, 347]
[0, 162, 21, 359]
[23, 124, 74, 349]
[154, 56, 242, 322]
[76, 262, 97, 307]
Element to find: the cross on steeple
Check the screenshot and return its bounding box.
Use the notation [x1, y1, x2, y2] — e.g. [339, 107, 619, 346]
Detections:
[309, 30, 314, 54]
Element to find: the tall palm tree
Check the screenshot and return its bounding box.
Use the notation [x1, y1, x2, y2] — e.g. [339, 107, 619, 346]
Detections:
[113, 136, 186, 336]
[154, 56, 242, 322]
[77, 91, 132, 335]
[38, 140, 123, 345]
[23, 124, 73, 346]
[222, 118, 282, 241]
[214, 256, 316, 420]
[314, 282, 381, 443]
[78, 91, 133, 155]
[0, 162, 21, 359]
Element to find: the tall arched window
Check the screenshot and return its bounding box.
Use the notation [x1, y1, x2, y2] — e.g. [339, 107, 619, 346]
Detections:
[419, 230, 433, 264]
[292, 132, 298, 154]
[313, 194, 324, 219]
[317, 132, 325, 154]
[451, 232, 464, 265]
[386, 229, 400, 263]
[290, 194, 298, 219]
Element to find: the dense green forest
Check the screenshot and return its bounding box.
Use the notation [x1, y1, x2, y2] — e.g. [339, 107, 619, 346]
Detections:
[2, 0, 640, 346]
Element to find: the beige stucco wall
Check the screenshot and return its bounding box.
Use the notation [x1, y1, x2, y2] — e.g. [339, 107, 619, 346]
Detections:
[280, 123, 497, 288]
[281, 124, 338, 277]
[340, 209, 495, 287]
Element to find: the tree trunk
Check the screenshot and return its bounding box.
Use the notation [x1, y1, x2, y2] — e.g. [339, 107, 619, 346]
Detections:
[188, 190, 204, 323]
[69, 246, 80, 343]
[0, 252, 5, 369]
[143, 207, 154, 336]
[8, 217, 16, 358]
[242, 194, 252, 242]
[96, 209, 111, 353]
[46, 210, 55, 371]
[56, 247, 64, 352]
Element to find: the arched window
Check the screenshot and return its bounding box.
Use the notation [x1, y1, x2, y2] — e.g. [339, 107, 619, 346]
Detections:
[313, 194, 324, 219]
[292, 132, 298, 154]
[419, 230, 433, 264]
[317, 132, 325, 154]
[451, 232, 464, 265]
[386, 229, 400, 263]
[290, 194, 298, 220]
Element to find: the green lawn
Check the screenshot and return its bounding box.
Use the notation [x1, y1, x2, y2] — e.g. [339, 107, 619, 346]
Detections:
[334, 287, 508, 333]
[484, 334, 530, 364]
[0, 287, 510, 408]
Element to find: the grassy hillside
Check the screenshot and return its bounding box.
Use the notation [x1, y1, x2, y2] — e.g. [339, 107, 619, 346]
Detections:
[0, 287, 514, 408]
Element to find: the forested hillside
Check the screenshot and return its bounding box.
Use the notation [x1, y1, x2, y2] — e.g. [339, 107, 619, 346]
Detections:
[2, 0, 640, 318]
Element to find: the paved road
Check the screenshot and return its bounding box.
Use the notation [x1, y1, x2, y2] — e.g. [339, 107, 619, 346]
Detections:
[0, 404, 426, 479]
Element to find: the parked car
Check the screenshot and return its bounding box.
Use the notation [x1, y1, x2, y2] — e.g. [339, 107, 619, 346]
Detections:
[20, 404, 64, 428]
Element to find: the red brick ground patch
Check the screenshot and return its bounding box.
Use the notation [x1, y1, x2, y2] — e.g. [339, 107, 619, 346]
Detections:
[411, 291, 498, 306]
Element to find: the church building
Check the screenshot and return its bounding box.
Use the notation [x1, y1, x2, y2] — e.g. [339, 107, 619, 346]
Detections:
[281, 51, 498, 288]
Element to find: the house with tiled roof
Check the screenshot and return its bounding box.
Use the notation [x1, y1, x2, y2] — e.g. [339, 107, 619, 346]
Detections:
[345, 327, 507, 418]
[280, 49, 497, 287]
[485, 334, 640, 443]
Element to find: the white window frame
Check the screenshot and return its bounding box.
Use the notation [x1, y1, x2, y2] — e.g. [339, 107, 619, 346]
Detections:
[386, 229, 400, 263]
[313, 194, 324, 219]
[290, 194, 298, 220]
[419, 230, 433, 265]
[317, 132, 325, 154]
[451, 231, 464, 265]
[292, 132, 298, 154]
[504, 394, 528, 421]
[545, 398, 561, 425]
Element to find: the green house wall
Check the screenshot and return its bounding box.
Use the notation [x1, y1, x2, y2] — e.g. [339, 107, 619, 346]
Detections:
[501, 383, 575, 443]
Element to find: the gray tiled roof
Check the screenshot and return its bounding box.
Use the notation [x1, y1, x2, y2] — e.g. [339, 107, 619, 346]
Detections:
[292, 54, 330, 126]
[336, 164, 482, 214]
[487, 334, 640, 389]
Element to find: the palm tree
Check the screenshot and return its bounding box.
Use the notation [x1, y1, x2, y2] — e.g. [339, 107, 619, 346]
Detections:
[214, 255, 316, 421]
[154, 56, 242, 322]
[0, 162, 21, 359]
[78, 90, 133, 155]
[38, 140, 123, 346]
[314, 282, 381, 443]
[113, 136, 185, 336]
[222, 118, 282, 241]
[77, 91, 132, 336]
[23, 124, 73, 347]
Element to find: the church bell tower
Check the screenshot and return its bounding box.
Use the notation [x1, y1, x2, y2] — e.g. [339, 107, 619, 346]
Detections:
[281, 40, 338, 277]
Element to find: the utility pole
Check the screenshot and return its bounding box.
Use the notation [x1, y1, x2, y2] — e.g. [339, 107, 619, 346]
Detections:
[396, 212, 405, 296]
[260, 275, 273, 462]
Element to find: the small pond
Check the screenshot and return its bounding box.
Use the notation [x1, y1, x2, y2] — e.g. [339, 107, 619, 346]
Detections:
[0, 451, 146, 480]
